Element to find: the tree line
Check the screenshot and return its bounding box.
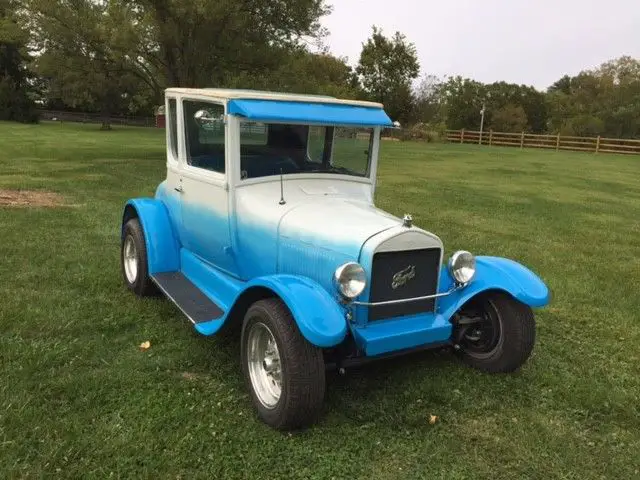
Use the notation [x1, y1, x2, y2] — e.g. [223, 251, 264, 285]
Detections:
[1, 0, 639, 138]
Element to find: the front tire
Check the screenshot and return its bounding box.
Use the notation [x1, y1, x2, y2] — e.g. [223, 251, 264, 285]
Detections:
[454, 291, 535, 373]
[121, 218, 155, 296]
[241, 298, 325, 430]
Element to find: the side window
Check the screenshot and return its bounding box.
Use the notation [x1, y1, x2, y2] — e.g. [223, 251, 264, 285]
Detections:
[183, 100, 225, 174]
[167, 99, 178, 159]
[307, 126, 326, 163]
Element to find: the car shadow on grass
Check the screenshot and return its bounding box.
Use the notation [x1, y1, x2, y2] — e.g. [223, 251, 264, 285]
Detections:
[322, 346, 541, 429]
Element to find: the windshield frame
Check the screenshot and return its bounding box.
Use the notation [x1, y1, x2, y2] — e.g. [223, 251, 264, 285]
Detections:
[231, 117, 380, 187]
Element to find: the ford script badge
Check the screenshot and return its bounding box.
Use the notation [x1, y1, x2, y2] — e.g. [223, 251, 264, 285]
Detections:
[392, 265, 416, 289]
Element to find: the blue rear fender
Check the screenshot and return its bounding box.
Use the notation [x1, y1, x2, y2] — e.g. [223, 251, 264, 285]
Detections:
[243, 275, 348, 348]
[437, 256, 550, 320]
[122, 198, 180, 275]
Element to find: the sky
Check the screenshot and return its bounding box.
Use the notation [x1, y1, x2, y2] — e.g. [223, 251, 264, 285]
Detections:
[321, 0, 640, 90]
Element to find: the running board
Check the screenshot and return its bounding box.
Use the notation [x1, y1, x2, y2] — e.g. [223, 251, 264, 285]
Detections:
[151, 272, 224, 324]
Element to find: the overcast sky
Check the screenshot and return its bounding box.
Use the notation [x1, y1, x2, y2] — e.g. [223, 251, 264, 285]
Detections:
[322, 0, 640, 90]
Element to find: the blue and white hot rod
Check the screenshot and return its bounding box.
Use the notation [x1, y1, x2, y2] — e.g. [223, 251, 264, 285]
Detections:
[121, 88, 550, 429]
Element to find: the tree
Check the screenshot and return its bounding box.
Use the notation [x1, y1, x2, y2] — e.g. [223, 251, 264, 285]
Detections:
[560, 114, 605, 137]
[546, 57, 640, 138]
[356, 26, 419, 124]
[126, 0, 331, 88]
[0, 0, 38, 123]
[482, 82, 547, 133]
[490, 104, 527, 132]
[439, 76, 486, 130]
[223, 51, 358, 98]
[413, 74, 442, 125]
[26, 0, 155, 129]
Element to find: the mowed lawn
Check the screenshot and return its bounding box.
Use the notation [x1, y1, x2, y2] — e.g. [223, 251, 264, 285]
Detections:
[1, 121, 639, 479]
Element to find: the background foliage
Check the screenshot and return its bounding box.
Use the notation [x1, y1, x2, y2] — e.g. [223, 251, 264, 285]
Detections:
[1, 0, 639, 137]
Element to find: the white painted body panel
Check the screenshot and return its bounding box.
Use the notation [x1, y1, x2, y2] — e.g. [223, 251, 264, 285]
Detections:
[163, 89, 441, 291]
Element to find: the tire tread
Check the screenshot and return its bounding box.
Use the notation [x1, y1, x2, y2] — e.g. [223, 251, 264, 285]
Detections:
[460, 292, 536, 373]
[242, 298, 325, 430]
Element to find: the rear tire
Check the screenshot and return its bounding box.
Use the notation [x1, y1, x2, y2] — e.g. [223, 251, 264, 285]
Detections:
[121, 218, 156, 296]
[241, 298, 325, 430]
[454, 291, 535, 373]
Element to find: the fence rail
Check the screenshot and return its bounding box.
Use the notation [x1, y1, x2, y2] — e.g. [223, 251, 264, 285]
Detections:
[446, 129, 640, 155]
[39, 110, 156, 127]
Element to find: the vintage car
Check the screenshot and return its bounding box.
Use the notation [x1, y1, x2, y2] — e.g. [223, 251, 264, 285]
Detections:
[121, 88, 550, 429]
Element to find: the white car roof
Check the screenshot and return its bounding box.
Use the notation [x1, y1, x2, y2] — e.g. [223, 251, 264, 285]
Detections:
[165, 88, 384, 109]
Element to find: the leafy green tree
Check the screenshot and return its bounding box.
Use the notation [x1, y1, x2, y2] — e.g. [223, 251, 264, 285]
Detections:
[127, 0, 331, 88]
[547, 57, 640, 138]
[223, 51, 358, 98]
[413, 74, 442, 125]
[26, 0, 155, 128]
[490, 104, 527, 132]
[356, 26, 419, 124]
[439, 76, 486, 130]
[25, 0, 333, 124]
[0, 0, 38, 122]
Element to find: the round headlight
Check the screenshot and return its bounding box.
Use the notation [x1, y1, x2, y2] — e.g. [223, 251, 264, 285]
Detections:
[448, 250, 476, 285]
[334, 262, 367, 299]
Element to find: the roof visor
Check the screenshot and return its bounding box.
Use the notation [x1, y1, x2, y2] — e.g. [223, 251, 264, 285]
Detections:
[227, 99, 393, 127]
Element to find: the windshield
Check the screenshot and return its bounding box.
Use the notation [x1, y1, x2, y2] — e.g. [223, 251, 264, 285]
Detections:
[239, 122, 374, 180]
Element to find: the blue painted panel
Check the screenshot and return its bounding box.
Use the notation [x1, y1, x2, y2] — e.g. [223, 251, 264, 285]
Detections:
[178, 249, 347, 347]
[123, 198, 180, 275]
[180, 180, 239, 276]
[245, 275, 348, 347]
[228, 99, 394, 127]
[180, 249, 243, 312]
[353, 312, 452, 356]
[234, 219, 279, 280]
[436, 256, 550, 320]
[278, 239, 354, 294]
[155, 181, 184, 246]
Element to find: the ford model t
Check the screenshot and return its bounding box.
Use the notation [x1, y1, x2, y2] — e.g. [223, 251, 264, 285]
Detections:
[121, 88, 550, 429]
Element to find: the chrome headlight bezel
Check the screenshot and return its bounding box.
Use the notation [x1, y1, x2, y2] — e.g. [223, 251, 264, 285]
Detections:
[448, 250, 476, 285]
[334, 262, 367, 300]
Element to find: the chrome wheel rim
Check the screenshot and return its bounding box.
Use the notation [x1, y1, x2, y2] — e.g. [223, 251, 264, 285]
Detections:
[123, 235, 138, 284]
[247, 322, 282, 409]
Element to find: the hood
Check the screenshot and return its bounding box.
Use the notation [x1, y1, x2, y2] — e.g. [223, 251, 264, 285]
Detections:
[278, 198, 401, 259]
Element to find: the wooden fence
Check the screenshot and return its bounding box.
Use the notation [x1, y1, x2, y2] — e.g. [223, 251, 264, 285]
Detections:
[39, 110, 156, 127]
[446, 129, 640, 155]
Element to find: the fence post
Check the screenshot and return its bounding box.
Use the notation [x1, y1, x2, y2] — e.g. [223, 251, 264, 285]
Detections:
[489, 129, 493, 146]
[596, 135, 601, 153]
[460, 129, 465, 144]
[556, 133, 560, 151]
[520, 131, 525, 149]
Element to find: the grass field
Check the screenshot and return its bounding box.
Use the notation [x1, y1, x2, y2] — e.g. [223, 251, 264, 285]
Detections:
[1, 121, 639, 479]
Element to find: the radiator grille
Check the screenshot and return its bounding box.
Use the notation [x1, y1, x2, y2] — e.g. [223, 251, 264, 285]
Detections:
[368, 248, 441, 321]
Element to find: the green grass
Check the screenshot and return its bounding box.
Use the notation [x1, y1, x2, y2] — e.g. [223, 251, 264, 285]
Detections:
[1, 121, 639, 479]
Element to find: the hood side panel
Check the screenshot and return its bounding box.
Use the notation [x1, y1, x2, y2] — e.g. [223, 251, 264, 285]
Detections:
[278, 239, 354, 294]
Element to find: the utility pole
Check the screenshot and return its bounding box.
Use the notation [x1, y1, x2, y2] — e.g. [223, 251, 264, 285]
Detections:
[479, 103, 486, 145]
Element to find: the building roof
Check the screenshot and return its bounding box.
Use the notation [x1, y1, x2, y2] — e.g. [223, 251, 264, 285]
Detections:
[165, 88, 384, 109]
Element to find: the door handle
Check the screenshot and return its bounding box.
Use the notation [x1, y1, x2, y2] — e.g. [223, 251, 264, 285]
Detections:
[174, 185, 184, 193]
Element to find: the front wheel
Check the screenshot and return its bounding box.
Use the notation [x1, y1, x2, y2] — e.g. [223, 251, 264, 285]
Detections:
[241, 298, 325, 430]
[121, 218, 155, 296]
[453, 291, 536, 373]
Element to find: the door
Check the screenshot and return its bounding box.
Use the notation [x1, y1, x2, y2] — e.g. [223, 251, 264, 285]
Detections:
[163, 96, 184, 237]
[179, 99, 238, 276]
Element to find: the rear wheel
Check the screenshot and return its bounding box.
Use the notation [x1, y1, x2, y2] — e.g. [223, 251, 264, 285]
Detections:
[241, 298, 325, 430]
[121, 218, 155, 296]
[453, 291, 535, 373]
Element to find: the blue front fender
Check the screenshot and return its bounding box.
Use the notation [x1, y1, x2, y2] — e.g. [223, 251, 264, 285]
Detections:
[437, 256, 550, 319]
[246, 275, 348, 348]
[123, 198, 180, 275]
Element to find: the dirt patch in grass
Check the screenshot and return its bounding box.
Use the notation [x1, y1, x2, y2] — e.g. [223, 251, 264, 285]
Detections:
[0, 189, 66, 207]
